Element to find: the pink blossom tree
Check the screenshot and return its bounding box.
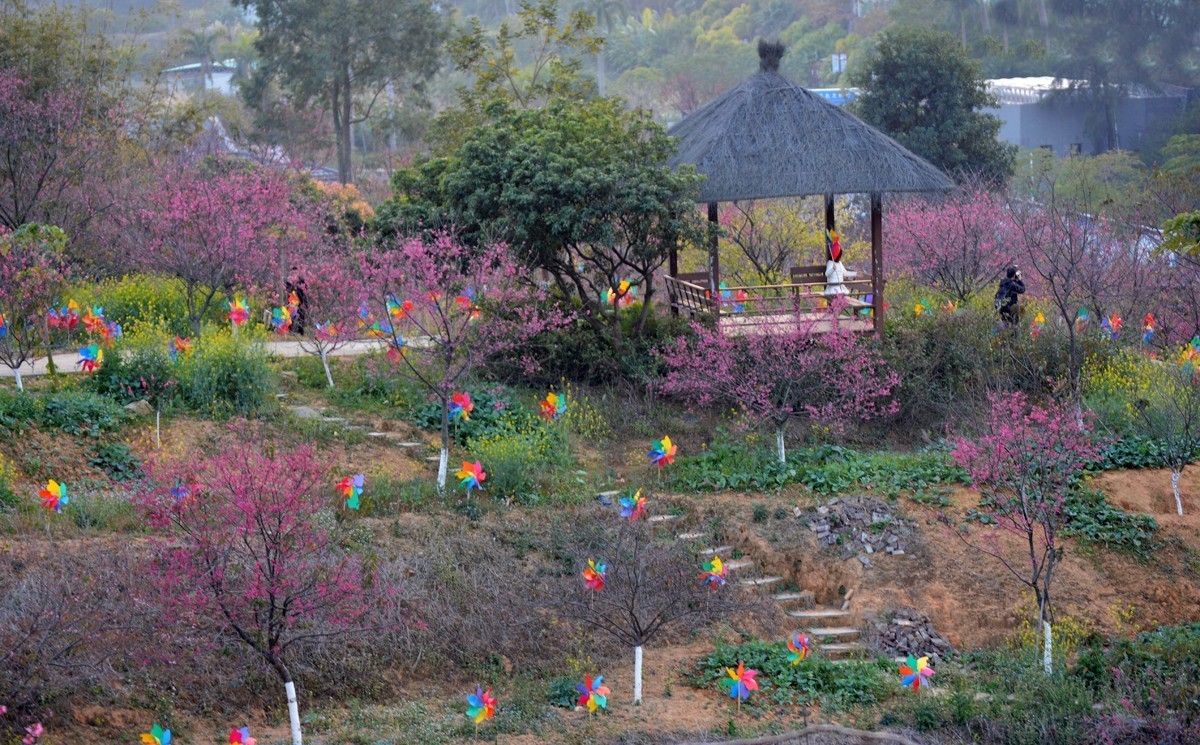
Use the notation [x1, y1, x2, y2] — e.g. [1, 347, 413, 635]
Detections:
[951, 393, 1099, 674]
[363, 236, 566, 489]
[121, 161, 317, 334]
[888, 186, 1010, 302]
[290, 255, 368, 388]
[0, 224, 69, 390]
[139, 427, 400, 745]
[657, 314, 900, 463]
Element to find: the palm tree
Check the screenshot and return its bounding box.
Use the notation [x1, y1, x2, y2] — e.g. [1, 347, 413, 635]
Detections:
[579, 0, 627, 95]
[179, 26, 226, 92]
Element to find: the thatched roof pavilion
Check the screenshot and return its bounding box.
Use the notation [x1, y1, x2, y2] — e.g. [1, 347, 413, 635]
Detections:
[666, 41, 953, 332]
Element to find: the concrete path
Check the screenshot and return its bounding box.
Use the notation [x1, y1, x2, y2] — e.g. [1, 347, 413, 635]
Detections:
[0, 338, 389, 379]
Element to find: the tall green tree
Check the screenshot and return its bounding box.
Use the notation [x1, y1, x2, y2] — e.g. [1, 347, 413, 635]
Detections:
[849, 26, 1015, 184]
[237, 0, 444, 183]
[178, 26, 226, 92]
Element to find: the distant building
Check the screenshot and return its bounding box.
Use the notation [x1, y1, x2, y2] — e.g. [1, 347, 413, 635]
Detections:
[987, 77, 1188, 157]
[165, 59, 238, 97]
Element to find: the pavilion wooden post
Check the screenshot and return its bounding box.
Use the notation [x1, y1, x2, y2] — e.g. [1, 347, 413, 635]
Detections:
[823, 193, 835, 260]
[668, 241, 679, 316]
[707, 201, 720, 301]
[870, 192, 884, 335]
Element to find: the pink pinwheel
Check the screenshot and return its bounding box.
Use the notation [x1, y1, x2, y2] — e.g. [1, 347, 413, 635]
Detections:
[456, 461, 486, 495]
[582, 559, 607, 592]
[648, 436, 677, 468]
[228, 297, 249, 327]
[619, 489, 646, 522]
[724, 661, 758, 710]
[228, 726, 256, 745]
[449, 392, 474, 422]
[466, 685, 496, 726]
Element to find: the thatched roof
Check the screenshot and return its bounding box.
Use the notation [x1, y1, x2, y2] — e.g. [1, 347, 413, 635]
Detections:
[669, 41, 954, 203]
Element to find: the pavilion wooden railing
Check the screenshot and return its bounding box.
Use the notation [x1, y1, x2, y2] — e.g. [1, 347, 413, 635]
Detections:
[665, 272, 875, 332]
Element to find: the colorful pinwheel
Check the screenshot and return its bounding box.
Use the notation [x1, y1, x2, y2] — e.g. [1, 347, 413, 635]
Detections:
[898, 654, 935, 691]
[828, 229, 842, 261]
[77, 344, 103, 373]
[337, 474, 365, 510]
[270, 305, 292, 334]
[39, 480, 68, 513]
[140, 724, 171, 744]
[0, 314, 6, 338]
[1031, 312, 1045, 338]
[47, 304, 79, 331]
[81, 306, 107, 335]
[314, 321, 340, 341]
[450, 391, 474, 421]
[1075, 306, 1090, 331]
[701, 555, 727, 590]
[540, 391, 568, 422]
[1142, 314, 1155, 346]
[228, 297, 249, 327]
[168, 336, 191, 363]
[1106, 315, 1122, 341]
[456, 461, 486, 495]
[619, 489, 646, 522]
[648, 436, 677, 468]
[466, 685, 496, 725]
[724, 661, 758, 708]
[913, 298, 931, 316]
[582, 559, 607, 591]
[719, 283, 748, 313]
[606, 280, 635, 307]
[228, 726, 256, 745]
[787, 632, 811, 664]
[170, 484, 190, 502]
[386, 338, 407, 363]
[576, 675, 610, 713]
[387, 297, 413, 320]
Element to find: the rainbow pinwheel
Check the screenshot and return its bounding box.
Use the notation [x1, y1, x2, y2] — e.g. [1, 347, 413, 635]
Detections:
[1107, 315, 1122, 340]
[287, 290, 300, 310]
[540, 391, 568, 422]
[105, 321, 123, 343]
[913, 299, 930, 316]
[1075, 306, 1090, 331]
[702, 555, 727, 590]
[619, 489, 646, 522]
[648, 436, 677, 468]
[943, 299, 958, 313]
[787, 632, 811, 664]
[576, 675, 611, 713]
[77, 344, 103, 373]
[47, 304, 79, 331]
[466, 685, 496, 725]
[449, 392, 474, 421]
[170, 484, 190, 502]
[828, 229, 843, 261]
[228, 297, 249, 327]
[456, 461, 486, 495]
[81, 306, 107, 335]
[582, 559, 607, 592]
[0, 314, 6, 338]
[1031, 312, 1045, 338]
[719, 283, 749, 313]
[228, 726, 256, 745]
[1142, 314, 1155, 346]
[270, 305, 292, 333]
[387, 297, 413, 320]
[337, 474, 365, 510]
[140, 724, 171, 744]
[724, 661, 758, 705]
[168, 336, 191, 363]
[386, 338, 407, 363]
[606, 280, 635, 307]
[38, 480, 68, 513]
[898, 654, 935, 691]
[314, 321, 340, 341]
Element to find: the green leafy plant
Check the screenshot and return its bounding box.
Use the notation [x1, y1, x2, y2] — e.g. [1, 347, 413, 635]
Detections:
[1061, 488, 1157, 553]
[175, 328, 274, 417]
[89, 442, 143, 482]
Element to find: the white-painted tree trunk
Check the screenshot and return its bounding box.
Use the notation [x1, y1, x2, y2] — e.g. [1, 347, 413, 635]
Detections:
[437, 447, 449, 490]
[633, 645, 643, 705]
[1172, 469, 1184, 515]
[285, 680, 303, 744]
[776, 426, 786, 464]
[1042, 621, 1053, 675]
[320, 349, 334, 388]
[13, 368, 22, 391]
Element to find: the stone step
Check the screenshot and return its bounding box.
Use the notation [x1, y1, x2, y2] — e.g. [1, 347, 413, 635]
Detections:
[806, 626, 862, 639]
[735, 575, 783, 588]
[647, 514, 681, 523]
[817, 642, 866, 655]
[770, 591, 815, 606]
[699, 545, 733, 557]
[677, 532, 706, 541]
[724, 559, 754, 573]
[787, 608, 851, 620]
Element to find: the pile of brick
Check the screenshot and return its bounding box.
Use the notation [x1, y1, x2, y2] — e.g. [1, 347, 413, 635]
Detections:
[804, 495, 910, 569]
[867, 608, 955, 665]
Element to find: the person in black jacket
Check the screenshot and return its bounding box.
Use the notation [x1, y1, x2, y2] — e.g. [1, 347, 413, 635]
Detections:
[285, 267, 308, 335]
[995, 266, 1025, 325]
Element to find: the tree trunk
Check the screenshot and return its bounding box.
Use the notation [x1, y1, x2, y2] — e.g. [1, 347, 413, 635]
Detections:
[155, 409, 161, 449]
[1172, 468, 1184, 516]
[1035, 0, 1050, 49]
[633, 644, 643, 705]
[775, 424, 786, 465]
[320, 349, 334, 389]
[13, 368, 22, 392]
[438, 400, 450, 490]
[979, 0, 991, 34]
[597, 50, 606, 96]
[285, 680, 303, 744]
[1042, 620, 1053, 675]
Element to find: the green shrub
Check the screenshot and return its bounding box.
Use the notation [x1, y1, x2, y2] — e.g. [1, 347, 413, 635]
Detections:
[35, 390, 128, 436]
[89, 442, 143, 482]
[410, 388, 537, 445]
[86, 344, 176, 406]
[688, 638, 890, 711]
[1061, 488, 1157, 553]
[1076, 623, 1200, 727]
[464, 406, 571, 503]
[0, 452, 17, 509]
[69, 274, 203, 338]
[0, 391, 41, 435]
[176, 328, 274, 417]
